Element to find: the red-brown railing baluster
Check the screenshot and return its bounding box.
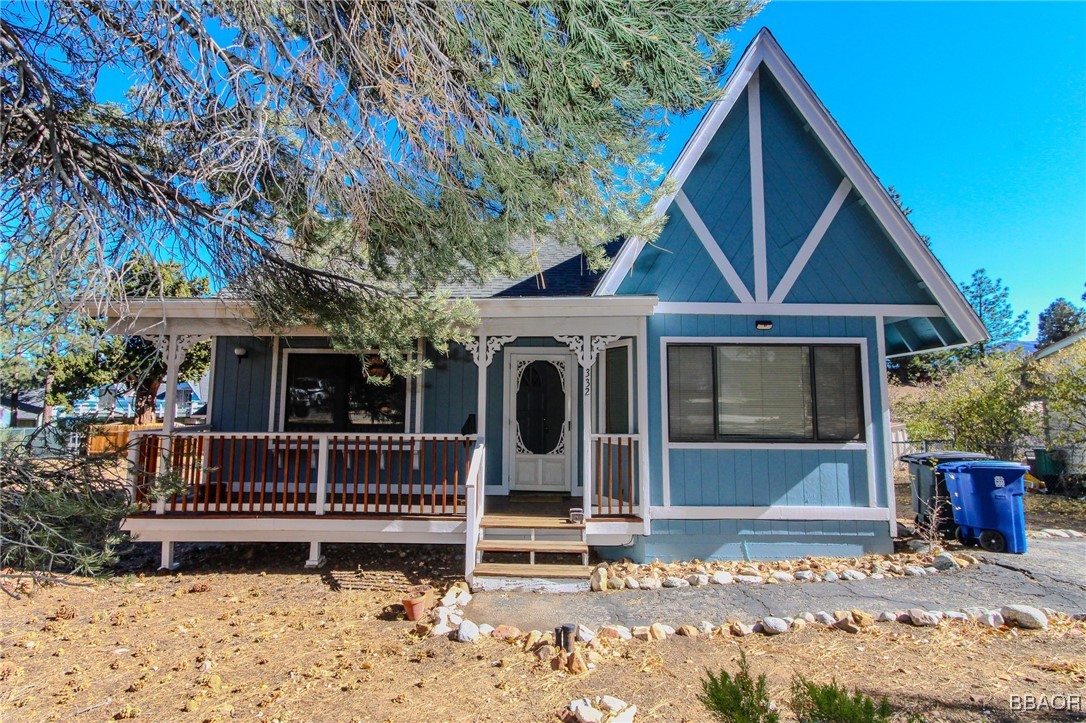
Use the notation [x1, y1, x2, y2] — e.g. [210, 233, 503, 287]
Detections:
[627, 437, 634, 516]
[441, 438, 448, 515]
[363, 436, 371, 513]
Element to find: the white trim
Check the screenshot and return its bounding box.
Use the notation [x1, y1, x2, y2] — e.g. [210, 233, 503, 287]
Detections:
[769, 177, 853, 303]
[266, 336, 280, 431]
[876, 316, 897, 535]
[1034, 328, 1086, 360]
[636, 315, 651, 533]
[670, 441, 866, 451]
[748, 68, 768, 302]
[648, 506, 891, 522]
[659, 335, 874, 508]
[122, 516, 466, 543]
[593, 29, 986, 350]
[596, 339, 634, 434]
[276, 347, 412, 434]
[501, 347, 578, 495]
[675, 191, 755, 303]
[205, 337, 217, 427]
[414, 337, 426, 434]
[654, 302, 944, 317]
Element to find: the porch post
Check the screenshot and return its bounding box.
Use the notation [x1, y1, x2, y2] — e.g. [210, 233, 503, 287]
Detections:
[637, 316, 650, 526]
[581, 335, 593, 518]
[162, 334, 181, 434]
[475, 334, 488, 442]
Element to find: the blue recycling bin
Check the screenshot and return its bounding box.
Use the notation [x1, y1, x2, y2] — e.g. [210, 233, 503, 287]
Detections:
[937, 461, 1028, 554]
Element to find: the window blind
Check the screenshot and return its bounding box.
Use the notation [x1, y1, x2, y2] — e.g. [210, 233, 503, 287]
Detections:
[716, 346, 813, 439]
[667, 345, 715, 440]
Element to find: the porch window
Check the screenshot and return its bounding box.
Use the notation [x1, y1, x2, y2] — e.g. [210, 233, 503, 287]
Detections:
[666, 343, 864, 443]
[284, 353, 407, 432]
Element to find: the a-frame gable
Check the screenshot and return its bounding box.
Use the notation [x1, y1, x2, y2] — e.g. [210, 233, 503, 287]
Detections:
[597, 28, 986, 349]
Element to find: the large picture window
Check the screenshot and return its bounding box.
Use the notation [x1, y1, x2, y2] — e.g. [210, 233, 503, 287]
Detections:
[284, 353, 407, 432]
[667, 343, 864, 443]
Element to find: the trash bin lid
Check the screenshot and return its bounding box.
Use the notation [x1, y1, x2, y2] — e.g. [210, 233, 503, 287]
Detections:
[936, 460, 1029, 473]
[898, 451, 993, 465]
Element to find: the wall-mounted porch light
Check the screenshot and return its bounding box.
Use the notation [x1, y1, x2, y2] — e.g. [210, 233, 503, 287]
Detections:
[755, 320, 773, 331]
[233, 346, 248, 363]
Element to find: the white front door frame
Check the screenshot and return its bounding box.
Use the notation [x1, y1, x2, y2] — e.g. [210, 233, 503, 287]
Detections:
[501, 347, 579, 496]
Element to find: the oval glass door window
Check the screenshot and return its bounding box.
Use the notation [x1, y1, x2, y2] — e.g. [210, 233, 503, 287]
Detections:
[515, 360, 566, 455]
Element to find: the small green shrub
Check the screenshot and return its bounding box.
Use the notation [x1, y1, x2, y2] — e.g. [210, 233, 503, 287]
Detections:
[699, 649, 779, 723]
[790, 675, 893, 723]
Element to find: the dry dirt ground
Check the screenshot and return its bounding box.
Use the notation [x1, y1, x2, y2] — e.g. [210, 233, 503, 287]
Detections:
[3, 543, 1086, 723]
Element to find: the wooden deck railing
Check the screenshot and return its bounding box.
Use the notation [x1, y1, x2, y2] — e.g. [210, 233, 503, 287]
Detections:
[591, 434, 639, 517]
[129, 431, 477, 518]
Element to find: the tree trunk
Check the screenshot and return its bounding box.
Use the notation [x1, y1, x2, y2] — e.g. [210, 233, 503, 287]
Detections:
[42, 369, 55, 424]
[133, 378, 162, 426]
[9, 388, 19, 427]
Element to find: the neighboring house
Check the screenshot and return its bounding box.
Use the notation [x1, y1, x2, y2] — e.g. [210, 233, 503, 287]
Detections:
[108, 30, 985, 580]
[1033, 328, 1086, 475]
[1, 388, 46, 428]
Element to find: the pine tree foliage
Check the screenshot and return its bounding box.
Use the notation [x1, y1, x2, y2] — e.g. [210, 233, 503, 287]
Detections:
[960, 268, 1029, 353]
[1036, 297, 1085, 349]
[789, 676, 893, 723]
[2, 0, 761, 369]
[699, 650, 780, 723]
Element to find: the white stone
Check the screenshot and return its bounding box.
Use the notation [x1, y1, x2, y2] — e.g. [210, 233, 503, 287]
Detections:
[430, 623, 454, 637]
[1000, 605, 1049, 630]
[663, 576, 689, 588]
[876, 611, 896, 622]
[924, 566, 939, 574]
[576, 624, 596, 643]
[815, 612, 836, 625]
[771, 571, 795, 583]
[638, 577, 662, 590]
[699, 621, 716, 634]
[687, 573, 709, 587]
[794, 570, 817, 582]
[440, 591, 459, 607]
[659, 624, 676, 636]
[590, 566, 609, 592]
[1042, 528, 1071, 538]
[598, 624, 632, 641]
[599, 696, 627, 714]
[822, 570, 840, 582]
[798, 612, 816, 623]
[841, 569, 866, 581]
[478, 623, 495, 636]
[711, 571, 734, 585]
[979, 611, 1004, 628]
[625, 577, 641, 590]
[870, 574, 885, 580]
[612, 705, 638, 723]
[945, 611, 969, 621]
[734, 574, 764, 585]
[456, 620, 481, 643]
[962, 607, 986, 620]
[761, 617, 790, 635]
[455, 590, 472, 606]
[1067, 530, 1085, 538]
[903, 565, 927, 577]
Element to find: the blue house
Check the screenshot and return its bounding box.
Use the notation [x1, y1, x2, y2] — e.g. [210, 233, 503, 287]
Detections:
[113, 30, 985, 580]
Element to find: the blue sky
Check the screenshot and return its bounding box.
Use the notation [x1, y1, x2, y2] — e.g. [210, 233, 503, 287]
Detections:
[658, 1, 1085, 340]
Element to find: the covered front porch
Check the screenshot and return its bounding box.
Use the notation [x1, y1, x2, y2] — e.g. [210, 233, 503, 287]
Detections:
[114, 296, 655, 579]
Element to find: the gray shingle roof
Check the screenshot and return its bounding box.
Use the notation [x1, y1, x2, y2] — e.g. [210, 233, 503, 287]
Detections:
[442, 238, 622, 298]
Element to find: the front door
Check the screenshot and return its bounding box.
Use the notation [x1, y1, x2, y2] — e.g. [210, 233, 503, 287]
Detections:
[506, 351, 572, 491]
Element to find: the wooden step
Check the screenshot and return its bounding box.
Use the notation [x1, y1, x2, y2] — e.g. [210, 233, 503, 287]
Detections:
[473, 562, 592, 579]
[480, 514, 584, 530]
[478, 539, 588, 554]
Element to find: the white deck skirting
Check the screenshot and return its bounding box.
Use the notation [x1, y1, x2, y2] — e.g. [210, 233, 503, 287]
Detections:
[122, 516, 467, 544]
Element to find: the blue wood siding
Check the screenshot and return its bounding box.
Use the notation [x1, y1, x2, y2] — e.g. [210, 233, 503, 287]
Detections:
[421, 342, 477, 434]
[210, 336, 272, 432]
[599, 519, 893, 562]
[645, 314, 891, 513]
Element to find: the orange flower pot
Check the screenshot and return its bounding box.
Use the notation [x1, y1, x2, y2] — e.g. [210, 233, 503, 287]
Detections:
[402, 587, 434, 621]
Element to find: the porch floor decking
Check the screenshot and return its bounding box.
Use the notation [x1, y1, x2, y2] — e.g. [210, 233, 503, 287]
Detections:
[483, 493, 641, 522]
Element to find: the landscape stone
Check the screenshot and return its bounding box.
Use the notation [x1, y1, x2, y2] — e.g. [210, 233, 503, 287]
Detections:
[572, 703, 603, 722]
[815, 612, 836, 625]
[598, 625, 632, 641]
[590, 567, 609, 592]
[625, 577, 641, 590]
[600, 696, 627, 714]
[734, 575, 765, 585]
[962, 607, 985, 620]
[945, 611, 969, 622]
[676, 624, 700, 637]
[632, 626, 651, 640]
[876, 611, 896, 623]
[711, 571, 734, 585]
[456, 620, 481, 642]
[648, 623, 669, 640]
[522, 630, 542, 649]
[639, 577, 662, 590]
[903, 566, 927, 577]
[576, 624, 596, 643]
[924, 566, 939, 574]
[730, 621, 756, 637]
[841, 569, 866, 581]
[567, 651, 589, 675]
[851, 610, 875, 628]
[738, 566, 761, 576]
[535, 644, 555, 660]
[663, 576, 690, 588]
[932, 552, 961, 571]
[687, 573, 710, 587]
[761, 617, 790, 635]
[430, 623, 454, 637]
[833, 618, 861, 634]
[907, 609, 940, 627]
[455, 590, 472, 606]
[478, 623, 495, 636]
[791, 618, 807, 631]
[771, 571, 795, 583]
[798, 612, 816, 623]
[794, 570, 818, 582]
[822, 570, 840, 582]
[870, 574, 885, 580]
[490, 624, 520, 639]
[1000, 605, 1049, 630]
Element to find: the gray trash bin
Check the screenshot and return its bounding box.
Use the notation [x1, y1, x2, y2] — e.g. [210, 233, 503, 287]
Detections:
[899, 451, 992, 531]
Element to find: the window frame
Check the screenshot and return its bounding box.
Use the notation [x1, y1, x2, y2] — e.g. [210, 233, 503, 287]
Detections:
[277, 347, 414, 434]
[664, 340, 867, 445]
[595, 339, 634, 435]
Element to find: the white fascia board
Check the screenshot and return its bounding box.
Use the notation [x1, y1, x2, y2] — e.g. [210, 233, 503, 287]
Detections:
[655, 302, 943, 317]
[1034, 328, 1086, 360]
[593, 32, 770, 297]
[753, 34, 987, 346]
[648, 506, 891, 522]
[594, 29, 987, 352]
[473, 296, 657, 319]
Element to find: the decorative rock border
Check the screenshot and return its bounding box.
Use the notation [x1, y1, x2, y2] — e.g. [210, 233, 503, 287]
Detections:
[588, 548, 978, 592]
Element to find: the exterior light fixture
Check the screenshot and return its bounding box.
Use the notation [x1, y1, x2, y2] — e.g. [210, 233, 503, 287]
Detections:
[233, 346, 248, 361]
[755, 320, 773, 331]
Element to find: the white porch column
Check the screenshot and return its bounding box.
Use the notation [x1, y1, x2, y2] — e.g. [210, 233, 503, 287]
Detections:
[475, 334, 488, 441]
[162, 334, 181, 434]
[637, 316, 651, 527]
[581, 334, 592, 518]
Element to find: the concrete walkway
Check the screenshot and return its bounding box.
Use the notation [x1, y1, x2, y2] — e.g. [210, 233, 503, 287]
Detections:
[463, 539, 1086, 630]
